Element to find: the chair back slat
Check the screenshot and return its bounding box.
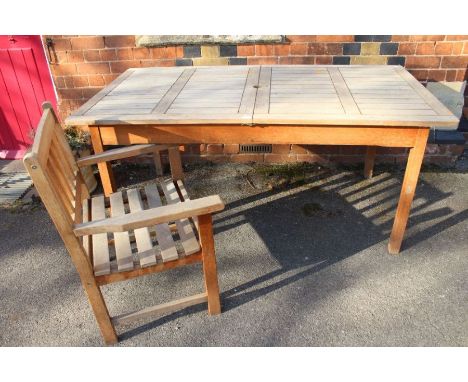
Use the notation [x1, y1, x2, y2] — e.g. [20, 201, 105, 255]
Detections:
[24, 103, 80, 226]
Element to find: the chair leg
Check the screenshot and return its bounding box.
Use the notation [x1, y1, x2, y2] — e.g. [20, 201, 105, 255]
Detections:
[198, 214, 221, 315]
[82, 281, 118, 344]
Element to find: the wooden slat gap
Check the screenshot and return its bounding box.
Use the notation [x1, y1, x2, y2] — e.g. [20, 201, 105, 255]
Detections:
[152, 68, 196, 114]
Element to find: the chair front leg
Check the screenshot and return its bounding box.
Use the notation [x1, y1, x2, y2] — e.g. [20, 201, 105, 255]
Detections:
[198, 214, 221, 315]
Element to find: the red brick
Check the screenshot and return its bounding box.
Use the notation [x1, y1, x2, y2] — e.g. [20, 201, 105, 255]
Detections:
[398, 43, 416, 55]
[452, 42, 463, 55]
[290, 43, 308, 55]
[445, 70, 457, 81]
[392, 35, 410, 42]
[76, 62, 110, 74]
[255, 44, 275, 56]
[52, 63, 77, 76]
[82, 88, 101, 99]
[435, 42, 452, 55]
[83, 50, 101, 62]
[100, 49, 117, 61]
[176, 46, 184, 58]
[237, 44, 255, 56]
[427, 70, 447, 82]
[116, 48, 133, 60]
[287, 35, 317, 42]
[183, 145, 201, 155]
[378, 147, 408, 155]
[324, 43, 343, 55]
[58, 88, 83, 100]
[463, 42, 468, 54]
[423, 156, 457, 165]
[440, 56, 468, 68]
[72, 75, 89, 87]
[305, 145, 339, 155]
[55, 51, 68, 64]
[103, 74, 120, 85]
[296, 154, 330, 164]
[132, 47, 151, 59]
[290, 145, 309, 154]
[316, 35, 353, 42]
[339, 146, 366, 155]
[54, 76, 66, 89]
[152, 59, 176, 67]
[447, 145, 465, 156]
[64, 76, 74, 88]
[445, 35, 468, 41]
[88, 74, 105, 86]
[206, 144, 223, 154]
[406, 56, 441, 68]
[110, 60, 141, 73]
[151, 47, 177, 59]
[230, 154, 264, 163]
[104, 35, 135, 48]
[425, 143, 440, 155]
[223, 144, 239, 154]
[455, 69, 467, 81]
[316, 56, 333, 64]
[71, 36, 104, 50]
[279, 56, 315, 65]
[247, 57, 278, 65]
[415, 42, 435, 55]
[408, 70, 428, 81]
[51, 37, 71, 51]
[272, 144, 291, 154]
[307, 43, 325, 55]
[202, 155, 230, 163]
[264, 154, 297, 163]
[273, 44, 290, 56]
[409, 35, 445, 42]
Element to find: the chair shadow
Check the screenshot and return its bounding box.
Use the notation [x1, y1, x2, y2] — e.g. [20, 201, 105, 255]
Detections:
[117, 165, 464, 342]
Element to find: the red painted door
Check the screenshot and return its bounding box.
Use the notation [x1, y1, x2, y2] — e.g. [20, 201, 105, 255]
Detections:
[0, 35, 57, 159]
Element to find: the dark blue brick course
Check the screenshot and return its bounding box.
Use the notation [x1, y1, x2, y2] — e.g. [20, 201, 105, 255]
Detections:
[355, 35, 392, 42]
[183, 46, 201, 58]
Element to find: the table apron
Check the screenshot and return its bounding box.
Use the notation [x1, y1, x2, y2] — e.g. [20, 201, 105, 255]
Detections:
[95, 125, 428, 148]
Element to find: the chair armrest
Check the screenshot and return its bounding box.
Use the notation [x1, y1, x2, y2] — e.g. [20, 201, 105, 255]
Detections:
[76, 144, 173, 167]
[73, 195, 224, 236]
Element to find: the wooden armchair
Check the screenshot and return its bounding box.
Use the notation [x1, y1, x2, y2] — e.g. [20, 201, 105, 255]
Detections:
[23, 103, 225, 344]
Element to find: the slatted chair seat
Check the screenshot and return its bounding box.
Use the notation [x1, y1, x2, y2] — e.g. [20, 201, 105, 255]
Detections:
[24, 103, 225, 344]
[84, 179, 201, 278]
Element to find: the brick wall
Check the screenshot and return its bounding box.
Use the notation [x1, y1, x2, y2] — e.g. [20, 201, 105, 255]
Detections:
[43, 35, 468, 166]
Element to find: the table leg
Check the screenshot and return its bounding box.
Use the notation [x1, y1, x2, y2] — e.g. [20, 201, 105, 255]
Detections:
[364, 146, 377, 179]
[89, 126, 116, 196]
[388, 128, 429, 254]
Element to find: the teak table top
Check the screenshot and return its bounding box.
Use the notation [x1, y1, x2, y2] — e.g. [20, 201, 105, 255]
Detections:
[66, 65, 459, 129]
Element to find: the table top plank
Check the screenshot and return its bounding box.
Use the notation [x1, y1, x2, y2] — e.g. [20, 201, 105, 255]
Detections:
[327, 67, 360, 115]
[151, 68, 195, 114]
[253, 66, 272, 114]
[66, 65, 459, 128]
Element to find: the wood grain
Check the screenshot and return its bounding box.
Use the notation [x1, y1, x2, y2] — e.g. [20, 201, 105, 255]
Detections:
[66, 65, 458, 128]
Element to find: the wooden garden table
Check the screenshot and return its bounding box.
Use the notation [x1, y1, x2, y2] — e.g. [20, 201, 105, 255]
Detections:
[66, 65, 458, 254]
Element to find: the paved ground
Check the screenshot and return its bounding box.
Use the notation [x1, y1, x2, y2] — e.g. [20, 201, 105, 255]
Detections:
[0, 162, 467, 346]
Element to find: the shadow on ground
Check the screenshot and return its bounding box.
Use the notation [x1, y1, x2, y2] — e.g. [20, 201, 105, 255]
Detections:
[105, 161, 467, 343]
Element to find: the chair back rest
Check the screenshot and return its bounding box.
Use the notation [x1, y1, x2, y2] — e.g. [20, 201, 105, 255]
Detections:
[23, 103, 83, 233]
